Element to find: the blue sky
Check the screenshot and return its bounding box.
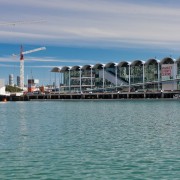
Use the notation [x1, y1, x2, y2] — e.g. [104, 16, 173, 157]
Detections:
[1, 0, 180, 85]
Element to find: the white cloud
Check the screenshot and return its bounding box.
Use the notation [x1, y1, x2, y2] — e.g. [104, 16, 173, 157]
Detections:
[0, 57, 19, 63]
[0, 63, 19, 67]
[1, 0, 180, 49]
[25, 65, 56, 68]
[0, 56, 98, 64]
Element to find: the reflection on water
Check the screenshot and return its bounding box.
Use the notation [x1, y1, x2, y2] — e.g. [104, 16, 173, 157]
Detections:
[0, 100, 180, 179]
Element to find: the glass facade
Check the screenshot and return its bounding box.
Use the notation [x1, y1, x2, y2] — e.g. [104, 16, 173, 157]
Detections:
[145, 63, 158, 82]
[119, 62, 129, 83]
[130, 61, 143, 84]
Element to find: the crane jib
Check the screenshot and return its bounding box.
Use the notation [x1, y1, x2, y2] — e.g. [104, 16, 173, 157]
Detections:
[22, 47, 46, 55]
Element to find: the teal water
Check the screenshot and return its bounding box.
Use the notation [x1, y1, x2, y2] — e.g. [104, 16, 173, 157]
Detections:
[0, 100, 179, 179]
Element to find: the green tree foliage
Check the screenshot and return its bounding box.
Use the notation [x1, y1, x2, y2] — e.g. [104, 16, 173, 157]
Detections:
[5, 85, 23, 92]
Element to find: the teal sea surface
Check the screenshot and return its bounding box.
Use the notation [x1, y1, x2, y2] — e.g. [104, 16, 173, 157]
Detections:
[0, 100, 180, 179]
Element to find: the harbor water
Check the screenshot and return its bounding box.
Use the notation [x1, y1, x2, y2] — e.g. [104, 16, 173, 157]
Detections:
[0, 100, 180, 179]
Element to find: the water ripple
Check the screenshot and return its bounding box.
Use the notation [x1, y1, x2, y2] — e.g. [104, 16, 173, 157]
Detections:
[0, 100, 180, 179]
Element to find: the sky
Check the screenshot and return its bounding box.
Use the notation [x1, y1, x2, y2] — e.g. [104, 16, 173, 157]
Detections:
[1, 0, 180, 85]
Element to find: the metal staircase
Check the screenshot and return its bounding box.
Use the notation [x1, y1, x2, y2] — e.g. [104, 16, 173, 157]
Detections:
[99, 70, 128, 86]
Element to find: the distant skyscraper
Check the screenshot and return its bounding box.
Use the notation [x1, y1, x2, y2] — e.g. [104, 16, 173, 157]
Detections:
[17, 76, 20, 87]
[9, 74, 14, 86]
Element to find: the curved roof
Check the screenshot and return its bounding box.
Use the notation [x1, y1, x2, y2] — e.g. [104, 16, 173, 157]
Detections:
[61, 66, 70, 72]
[131, 60, 144, 66]
[71, 65, 80, 71]
[117, 61, 130, 67]
[51, 67, 61, 72]
[82, 64, 92, 70]
[105, 62, 116, 68]
[51, 57, 180, 73]
[160, 57, 174, 64]
[93, 63, 104, 69]
[145, 59, 159, 65]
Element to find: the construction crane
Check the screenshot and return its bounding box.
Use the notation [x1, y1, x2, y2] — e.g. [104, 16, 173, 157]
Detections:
[0, 19, 46, 88]
[19, 46, 46, 88]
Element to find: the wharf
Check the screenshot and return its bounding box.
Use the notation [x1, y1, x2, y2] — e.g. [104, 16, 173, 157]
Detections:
[1, 91, 180, 101]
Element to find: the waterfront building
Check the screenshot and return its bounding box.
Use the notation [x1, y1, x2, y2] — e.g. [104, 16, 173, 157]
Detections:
[51, 57, 180, 92]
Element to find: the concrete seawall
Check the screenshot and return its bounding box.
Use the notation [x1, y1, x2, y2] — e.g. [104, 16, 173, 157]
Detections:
[1, 91, 180, 101]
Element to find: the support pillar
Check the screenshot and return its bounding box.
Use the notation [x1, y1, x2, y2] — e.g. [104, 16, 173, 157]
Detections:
[173, 62, 177, 91]
[69, 69, 71, 92]
[80, 68, 82, 93]
[111, 94, 114, 99]
[161, 92, 164, 98]
[158, 62, 160, 91]
[91, 67, 93, 90]
[117, 93, 119, 99]
[103, 66, 105, 91]
[129, 64, 131, 92]
[143, 63, 145, 91]
[144, 93, 146, 99]
[115, 65, 117, 90]
[59, 72, 61, 94]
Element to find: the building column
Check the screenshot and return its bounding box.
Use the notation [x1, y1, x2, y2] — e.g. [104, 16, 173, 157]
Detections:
[69, 69, 71, 92]
[61, 72, 63, 91]
[174, 62, 177, 90]
[59, 72, 60, 93]
[103, 66, 105, 91]
[143, 63, 145, 91]
[91, 67, 93, 90]
[158, 62, 160, 91]
[54, 72, 56, 88]
[129, 64, 131, 92]
[115, 65, 117, 90]
[50, 72, 52, 86]
[119, 66, 121, 87]
[80, 68, 82, 92]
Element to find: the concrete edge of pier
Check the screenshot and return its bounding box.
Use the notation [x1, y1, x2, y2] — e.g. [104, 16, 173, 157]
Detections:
[1, 91, 180, 101]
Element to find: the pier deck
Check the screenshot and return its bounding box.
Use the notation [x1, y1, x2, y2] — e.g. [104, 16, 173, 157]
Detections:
[1, 91, 180, 101]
